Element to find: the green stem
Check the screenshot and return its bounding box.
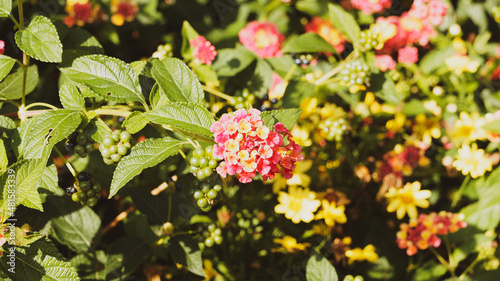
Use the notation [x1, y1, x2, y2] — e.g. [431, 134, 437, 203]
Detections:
[18, 0, 28, 109]
[429, 247, 456, 280]
[171, 230, 197, 237]
[202, 85, 234, 102]
[451, 176, 470, 209]
[94, 109, 132, 118]
[54, 146, 78, 179]
[313, 51, 357, 86]
[0, 98, 21, 108]
[9, 13, 19, 28]
[283, 64, 297, 82]
[23, 102, 58, 110]
[444, 236, 457, 279]
[458, 256, 481, 280]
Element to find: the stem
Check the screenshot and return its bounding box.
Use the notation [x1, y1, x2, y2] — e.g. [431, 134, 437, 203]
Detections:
[451, 176, 470, 209]
[8, 13, 19, 28]
[283, 64, 298, 81]
[202, 85, 234, 102]
[94, 109, 132, 117]
[167, 196, 172, 222]
[313, 51, 357, 86]
[23, 102, 58, 110]
[0, 98, 21, 108]
[429, 247, 457, 280]
[53, 146, 77, 179]
[18, 0, 28, 109]
[178, 149, 187, 160]
[171, 230, 197, 237]
[458, 256, 481, 280]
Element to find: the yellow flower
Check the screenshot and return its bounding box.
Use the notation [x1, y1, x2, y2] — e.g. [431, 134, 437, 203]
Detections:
[385, 181, 431, 219]
[453, 143, 493, 178]
[345, 245, 379, 264]
[386, 112, 406, 134]
[445, 54, 480, 74]
[369, 19, 397, 49]
[272, 160, 313, 193]
[203, 259, 217, 281]
[275, 186, 321, 223]
[273, 235, 311, 253]
[291, 125, 312, 147]
[412, 113, 441, 144]
[449, 112, 487, 145]
[315, 199, 347, 227]
[299, 97, 318, 120]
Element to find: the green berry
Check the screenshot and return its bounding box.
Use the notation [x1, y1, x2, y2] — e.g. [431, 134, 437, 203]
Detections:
[120, 131, 132, 143]
[112, 133, 120, 142]
[74, 145, 85, 155]
[124, 142, 132, 149]
[80, 181, 91, 191]
[85, 143, 94, 153]
[111, 154, 122, 162]
[189, 157, 200, 167]
[86, 190, 95, 198]
[190, 166, 199, 174]
[214, 235, 223, 245]
[87, 197, 97, 207]
[77, 192, 87, 201]
[117, 145, 128, 156]
[202, 167, 213, 178]
[193, 191, 204, 199]
[205, 237, 214, 247]
[71, 193, 80, 202]
[194, 147, 205, 158]
[103, 137, 114, 148]
[196, 170, 206, 180]
[213, 184, 222, 192]
[99, 143, 105, 151]
[207, 189, 218, 200]
[197, 198, 208, 208]
[162, 222, 174, 236]
[103, 158, 115, 165]
[101, 148, 111, 158]
[208, 224, 216, 232]
[214, 228, 222, 236]
[353, 276, 364, 281]
[200, 205, 212, 212]
[109, 145, 118, 154]
[76, 133, 87, 145]
[208, 159, 218, 169]
[198, 157, 209, 168]
[200, 183, 211, 193]
[93, 183, 102, 193]
[205, 146, 213, 157]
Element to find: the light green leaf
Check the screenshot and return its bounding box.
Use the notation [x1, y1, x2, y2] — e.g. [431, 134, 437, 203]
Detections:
[151, 57, 204, 104]
[402, 99, 429, 117]
[482, 120, 500, 134]
[306, 253, 338, 281]
[109, 137, 182, 198]
[59, 82, 85, 110]
[49, 196, 101, 252]
[149, 82, 169, 109]
[60, 54, 145, 104]
[328, 3, 360, 44]
[419, 46, 454, 75]
[0, 65, 39, 100]
[374, 73, 404, 105]
[0, 237, 80, 281]
[261, 108, 303, 131]
[145, 102, 215, 138]
[15, 15, 63, 63]
[193, 64, 219, 85]
[181, 21, 200, 60]
[282, 33, 337, 53]
[212, 46, 256, 77]
[19, 110, 82, 160]
[0, 0, 11, 17]
[40, 164, 60, 194]
[123, 111, 149, 134]
[169, 236, 206, 277]
[0, 139, 6, 171]
[0, 55, 16, 82]
[87, 118, 111, 144]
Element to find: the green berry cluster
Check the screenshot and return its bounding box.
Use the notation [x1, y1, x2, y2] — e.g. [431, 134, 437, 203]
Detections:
[340, 61, 369, 87]
[292, 53, 315, 66]
[229, 89, 255, 110]
[189, 146, 219, 181]
[344, 275, 364, 281]
[65, 131, 94, 158]
[99, 130, 132, 165]
[193, 180, 222, 212]
[358, 30, 380, 51]
[319, 117, 348, 141]
[66, 172, 101, 207]
[203, 224, 223, 247]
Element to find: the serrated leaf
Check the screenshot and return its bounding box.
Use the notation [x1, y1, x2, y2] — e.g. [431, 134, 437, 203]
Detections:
[15, 15, 63, 63]
[106, 236, 152, 279]
[248, 58, 274, 98]
[0, 55, 16, 82]
[149, 82, 169, 109]
[282, 33, 337, 53]
[261, 109, 303, 130]
[123, 211, 157, 243]
[87, 118, 111, 144]
[40, 164, 59, 194]
[48, 196, 101, 252]
[0, 237, 80, 281]
[109, 138, 182, 198]
[123, 111, 149, 134]
[181, 21, 200, 60]
[212, 46, 256, 77]
[169, 236, 206, 277]
[19, 110, 82, 159]
[151, 57, 204, 104]
[60, 54, 145, 104]
[145, 103, 215, 138]
[0, 139, 6, 171]
[0, 0, 11, 17]
[306, 253, 338, 281]
[14, 229, 44, 247]
[0, 65, 39, 100]
[59, 82, 85, 110]
[328, 4, 360, 44]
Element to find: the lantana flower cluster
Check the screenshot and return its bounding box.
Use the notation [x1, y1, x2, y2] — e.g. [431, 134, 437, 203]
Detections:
[351, 0, 391, 15]
[304, 17, 346, 54]
[210, 109, 303, 183]
[190, 36, 217, 65]
[396, 212, 467, 256]
[64, 0, 95, 27]
[238, 21, 285, 58]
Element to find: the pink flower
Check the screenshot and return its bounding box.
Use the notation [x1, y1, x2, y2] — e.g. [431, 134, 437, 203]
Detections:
[238, 21, 284, 58]
[398, 46, 419, 64]
[190, 36, 217, 65]
[210, 109, 303, 183]
[0, 40, 5, 55]
[351, 0, 391, 15]
[305, 17, 346, 53]
[375, 55, 396, 71]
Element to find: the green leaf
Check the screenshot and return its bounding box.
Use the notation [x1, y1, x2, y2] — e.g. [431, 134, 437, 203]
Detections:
[419, 46, 454, 75]
[261, 109, 303, 131]
[402, 99, 429, 117]
[0, 159, 45, 211]
[109, 137, 182, 198]
[19, 110, 82, 160]
[61, 27, 104, 55]
[411, 261, 447, 281]
[248, 58, 274, 98]
[59, 82, 85, 110]
[328, 4, 360, 45]
[15, 15, 63, 63]
[482, 120, 500, 134]
[306, 252, 338, 281]
[129, 188, 170, 225]
[282, 79, 315, 108]
[48, 196, 101, 252]
[87, 118, 111, 144]
[0, 55, 16, 82]
[181, 21, 200, 60]
[0, 237, 80, 280]
[123, 211, 158, 243]
[169, 236, 206, 277]
[296, 0, 328, 15]
[151, 57, 204, 104]
[149, 82, 169, 109]
[282, 33, 337, 53]
[0, 139, 6, 171]
[371, 72, 404, 105]
[0, 65, 39, 100]
[212, 46, 256, 77]
[106, 236, 152, 279]
[0, 0, 11, 17]
[145, 102, 215, 138]
[60, 55, 146, 104]
[40, 164, 60, 194]
[267, 56, 306, 78]
[193, 64, 219, 85]
[123, 111, 149, 134]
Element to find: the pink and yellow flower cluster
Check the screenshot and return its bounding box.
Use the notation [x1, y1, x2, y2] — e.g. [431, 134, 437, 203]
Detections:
[190, 36, 217, 65]
[210, 109, 303, 183]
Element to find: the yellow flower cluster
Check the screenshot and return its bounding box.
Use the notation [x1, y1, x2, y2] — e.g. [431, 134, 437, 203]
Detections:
[385, 181, 431, 219]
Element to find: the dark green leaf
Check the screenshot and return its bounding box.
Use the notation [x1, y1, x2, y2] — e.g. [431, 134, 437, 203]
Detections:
[61, 27, 104, 55]
[212, 46, 256, 77]
[129, 188, 170, 225]
[0, 65, 39, 100]
[106, 236, 152, 279]
[169, 236, 206, 277]
[282, 33, 337, 53]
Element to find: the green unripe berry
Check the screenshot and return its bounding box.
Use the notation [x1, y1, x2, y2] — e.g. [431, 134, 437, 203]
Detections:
[80, 181, 91, 191]
[77, 192, 87, 201]
[207, 189, 218, 200]
[200, 205, 212, 212]
[111, 154, 122, 162]
[189, 157, 199, 167]
[214, 228, 222, 236]
[205, 237, 214, 247]
[99, 143, 105, 151]
[109, 145, 118, 154]
[198, 157, 209, 168]
[208, 159, 218, 169]
[112, 133, 120, 142]
[196, 170, 206, 180]
[124, 142, 132, 149]
[208, 224, 216, 232]
[344, 275, 354, 281]
[214, 235, 223, 245]
[213, 184, 222, 192]
[85, 143, 94, 153]
[194, 147, 205, 158]
[103, 158, 115, 165]
[117, 145, 128, 156]
[74, 145, 85, 155]
[76, 133, 86, 145]
[197, 198, 208, 208]
[103, 137, 114, 148]
[93, 183, 102, 193]
[193, 191, 204, 200]
[202, 167, 213, 178]
[71, 193, 80, 202]
[86, 190, 95, 198]
[120, 131, 132, 143]
[162, 222, 174, 236]
[190, 166, 199, 174]
[205, 146, 213, 157]
[353, 276, 364, 281]
[200, 183, 211, 193]
[87, 197, 97, 207]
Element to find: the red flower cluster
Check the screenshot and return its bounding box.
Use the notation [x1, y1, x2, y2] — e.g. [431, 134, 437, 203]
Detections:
[64, 2, 94, 27]
[190, 36, 217, 65]
[351, 0, 391, 15]
[304, 17, 346, 54]
[397, 212, 467, 256]
[377, 145, 427, 181]
[211, 109, 303, 183]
